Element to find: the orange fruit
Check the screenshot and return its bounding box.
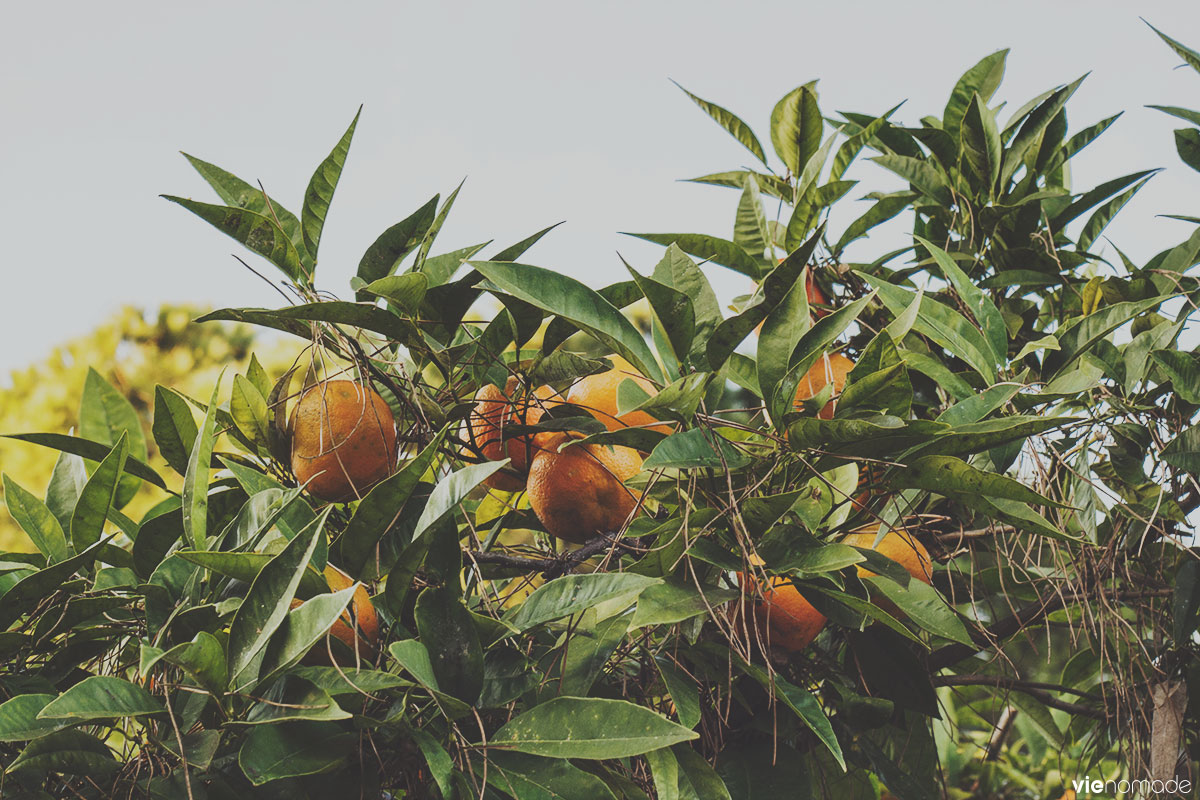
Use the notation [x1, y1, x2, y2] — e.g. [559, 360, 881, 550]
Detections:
[526, 432, 643, 544]
[842, 523, 932, 617]
[290, 563, 379, 664]
[464, 377, 560, 491]
[565, 356, 672, 435]
[793, 352, 854, 420]
[739, 571, 827, 654]
[290, 380, 398, 502]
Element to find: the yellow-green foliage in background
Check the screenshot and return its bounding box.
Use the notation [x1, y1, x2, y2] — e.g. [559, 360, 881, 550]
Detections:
[0, 305, 301, 550]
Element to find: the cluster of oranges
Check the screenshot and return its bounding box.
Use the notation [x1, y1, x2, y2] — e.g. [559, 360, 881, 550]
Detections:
[463, 357, 667, 544]
[742, 270, 934, 656]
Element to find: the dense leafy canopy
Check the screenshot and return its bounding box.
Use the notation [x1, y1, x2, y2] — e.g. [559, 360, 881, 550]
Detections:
[4, 26, 1200, 800]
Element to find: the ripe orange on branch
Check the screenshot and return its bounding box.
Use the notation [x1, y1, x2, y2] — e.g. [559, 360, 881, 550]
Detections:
[526, 432, 644, 544]
[290, 380, 398, 502]
[739, 570, 827, 654]
[793, 352, 854, 419]
[464, 377, 560, 491]
[565, 356, 673, 435]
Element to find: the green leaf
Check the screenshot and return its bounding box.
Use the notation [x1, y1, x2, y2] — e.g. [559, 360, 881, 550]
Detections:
[770, 83, 822, 175]
[961, 93, 1001, 194]
[862, 576, 973, 645]
[0, 538, 109, 627]
[80, 368, 147, 508]
[484, 750, 620, 800]
[160, 632, 228, 695]
[0, 694, 68, 741]
[2, 476, 68, 563]
[1149, 22, 1200, 76]
[182, 152, 308, 265]
[1174, 555, 1200, 641]
[227, 508, 330, 690]
[70, 433, 128, 552]
[244, 677, 351, 725]
[860, 273, 997, 382]
[625, 259, 696, 368]
[733, 175, 769, 257]
[1152, 351, 1200, 404]
[643, 428, 750, 471]
[834, 193, 914, 254]
[935, 382, 1022, 426]
[741, 662, 844, 769]
[1148, 105, 1200, 127]
[890, 455, 1061, 507]
[410, 727, 457, 798]
[152, 386, 198, 476]
[830, 104, 902, 182]
[38, 676, 162, 722]
[162, 195, 305, 284]
[238, 721, 354, 786]
[339, 429, 445, 577]
[356, 194, 440, 290]
[301, 108, 360, 265]
[505, 573, 660, 633]
[183, 377, 222, 550]
[415, 586, 484, 704]
[674, 82, 768, 166]
[420, 241, 490, 287]
[943, 50, 1008, 139]
[559, 611, 630, 698]
[1078, 174, 1154, 251]
[870, 155, 952, 204]
[915, 237, 1007, 365]
[3, 433, 166, 491]
[413, 179, 466, 273]
[685, 170, 794, 202]
[1163, 426, 1200, 474]
[1045, 296, 1166, 376]
[231, 374, 269, 450]
[631, 581, 736, 628]
[757, 271, 812, 408]
[621, 233, 762, 280]
[7, 729, 118, 775]
[490, 697, 697, 759]
[1175, 128, 1200, 173]
[657, 659, 701, 729]
[389, 639, 441, 690]
[362, 272, 429, 315]
[471, 260, 665, 384]
[411, 460, 506, 544]
[652, 244, 723, 369]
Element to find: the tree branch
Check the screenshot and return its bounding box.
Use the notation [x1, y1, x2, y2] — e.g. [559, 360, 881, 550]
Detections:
[468, 533, 640, 580]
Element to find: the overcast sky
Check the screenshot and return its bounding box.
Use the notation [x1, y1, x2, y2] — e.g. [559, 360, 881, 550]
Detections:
[4, 1, 1200, 377]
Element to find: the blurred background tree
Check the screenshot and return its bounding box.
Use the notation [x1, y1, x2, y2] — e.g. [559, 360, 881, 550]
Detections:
[0, 305, 301, 550]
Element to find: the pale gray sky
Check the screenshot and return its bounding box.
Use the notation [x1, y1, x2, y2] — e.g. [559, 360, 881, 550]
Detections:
[4, 1, 1200, 375]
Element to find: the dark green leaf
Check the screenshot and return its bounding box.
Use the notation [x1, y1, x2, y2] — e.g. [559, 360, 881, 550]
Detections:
[152, 386, 198, 476]
[356, 194, 440, 291]
[621, 233, 762, 280]
[490, 696, 697, 759]
[770, 83, 822, 175]
[70, 433, 128, 552]
[2, 476, 68, 563]
[38, 676, 163, 721]
[238, 721, 354, 785]
[3, 433, 166, 491]
[162, 196, 304, 284]
[505, 573, 659, 633]
[674, 82, 768, 166]
[302, 108, 359, 264]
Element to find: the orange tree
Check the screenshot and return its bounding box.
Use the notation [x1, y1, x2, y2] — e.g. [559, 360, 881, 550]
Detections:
[3, 26, 1200, 799]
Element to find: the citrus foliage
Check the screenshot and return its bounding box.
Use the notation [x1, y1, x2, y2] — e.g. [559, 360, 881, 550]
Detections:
[3, 30, 1200, 799]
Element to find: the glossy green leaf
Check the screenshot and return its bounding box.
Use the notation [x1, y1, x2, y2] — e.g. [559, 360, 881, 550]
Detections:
[834, 192, 914, 254]
[490, 696, 697, 759]
[485, 750, 620, 800]
[0, 694, 67, 741]
[657, 659, 701, 729]
[1149, 22, 1200, 75]
[741, 661, 844, 769]
[7, 729, 118, 775]
[631, 580, 736, 628]
[674, 82, 768, 166]
[943, 50, 1008, 139]
[238, 721, 355, 785]
[860, 273, 997, 382]
[38, 676, 163, 721]
[1175, 128, 1200, 172]
[389, 639, 440, 690]
[4, 433, 166, 491]
[870, 155, 952, 204]
[183, 377, 221, 550]
[302, 108, 359, 264]
[770, 83, 822, 175]
[362, 271, 429, 315]
[410, 460, 505, 544]
[471, 260, 664, 384]
[162, 196, 304, 283]
[227, 508, 329, 690]
[961, 93, 1001, 193]
[340, 429, 445, 577]
[757, 271, 812, 408]
[505, 573, 660, 633]
[245, 677, 351, 725]
[559, 610, 630, 698]
[643, 428, 750, 471]
[356, 194, 440, 291]
[622, 233, 762, 280]
[152, 386, 198, 476]
[1151, 351, 1200, 404]
[625, 259, 696, 367]
[231, 374, 269, 450]
[733, 174, 769, 257]
[410, 727, 457, 798]
[1163, 426, 1200, 474]
[70, 432, 128, 552]
[2, 476, 68, 563]
[915, 237, 1006, 365]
